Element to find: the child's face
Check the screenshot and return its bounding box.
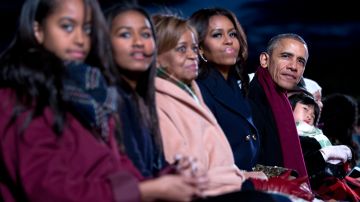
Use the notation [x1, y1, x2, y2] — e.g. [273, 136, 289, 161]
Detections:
[293, 102, 315, 125]
[34, 0, 91, 62]
[110, 10, 155, 73]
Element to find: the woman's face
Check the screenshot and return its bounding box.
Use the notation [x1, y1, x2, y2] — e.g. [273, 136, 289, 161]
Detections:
[34, 0, 91, 62]
[157, 29, 199, 84]
[201, 15, 240, 68]
[111, 10, 155, 73]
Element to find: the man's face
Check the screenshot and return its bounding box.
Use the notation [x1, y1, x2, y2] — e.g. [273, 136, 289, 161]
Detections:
[260, 38, 308, 90]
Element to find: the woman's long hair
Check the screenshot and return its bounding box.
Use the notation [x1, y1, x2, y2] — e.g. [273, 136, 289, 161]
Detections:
[105, 3, 163, 150]
[0, 0, 113, 135]
[189, 8, 250, 95]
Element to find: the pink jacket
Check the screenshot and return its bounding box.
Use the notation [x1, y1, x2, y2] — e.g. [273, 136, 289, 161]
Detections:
[155, 78, 244, 196]
[0, 88, 142, 202]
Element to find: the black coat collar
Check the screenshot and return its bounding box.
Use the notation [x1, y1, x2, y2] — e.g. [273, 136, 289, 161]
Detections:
[197, 68, 253, 123]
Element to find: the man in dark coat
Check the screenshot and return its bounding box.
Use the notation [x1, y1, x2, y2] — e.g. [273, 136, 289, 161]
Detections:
[248, 33, 309, 178]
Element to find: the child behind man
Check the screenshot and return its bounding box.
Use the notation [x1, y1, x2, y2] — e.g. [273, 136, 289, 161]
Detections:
[288, 93, 360, 201]
[289, 93, 332, 149]
[289, 92, 352, 165]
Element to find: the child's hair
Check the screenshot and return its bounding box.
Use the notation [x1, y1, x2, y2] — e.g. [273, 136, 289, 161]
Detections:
[0, 0, 112, 135]
[105, 3, 163, 149]
[289, 92, 320, 125]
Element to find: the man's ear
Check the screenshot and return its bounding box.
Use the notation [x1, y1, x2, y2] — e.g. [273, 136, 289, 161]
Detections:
[33, 21, 44, 44]
[259, 52, 269, 68]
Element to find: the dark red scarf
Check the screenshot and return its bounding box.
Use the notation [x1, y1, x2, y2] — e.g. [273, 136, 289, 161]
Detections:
[256, 67, 308, 178]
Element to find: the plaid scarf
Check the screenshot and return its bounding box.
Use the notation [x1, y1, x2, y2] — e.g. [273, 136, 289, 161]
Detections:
[156, 67, 199, 105]
[63, 62, 118, 139]
[256, 67, 308, 178]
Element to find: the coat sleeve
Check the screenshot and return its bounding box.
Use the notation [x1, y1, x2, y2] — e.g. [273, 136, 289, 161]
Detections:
[2, 107, 141, 202]
[300, 136, 326, 176]
[156, 108, 191, 164]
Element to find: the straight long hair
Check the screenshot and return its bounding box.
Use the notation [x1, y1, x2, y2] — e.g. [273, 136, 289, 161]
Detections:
[0, 0, 113, 135]
[105, 3, 163, 150]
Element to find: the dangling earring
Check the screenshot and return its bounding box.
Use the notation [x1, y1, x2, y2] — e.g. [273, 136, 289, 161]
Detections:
[199, 53, 208, 63]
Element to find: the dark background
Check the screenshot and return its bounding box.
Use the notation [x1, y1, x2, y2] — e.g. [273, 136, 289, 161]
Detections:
[1, 0, 359, 99]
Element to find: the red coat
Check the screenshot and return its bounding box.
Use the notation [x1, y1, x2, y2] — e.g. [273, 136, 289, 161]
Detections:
[0, 88, 143, 202]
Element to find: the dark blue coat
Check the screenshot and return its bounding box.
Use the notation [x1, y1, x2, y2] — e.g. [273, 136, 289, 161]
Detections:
[196, 68, 259, 170]
[248, 76, 283, 167]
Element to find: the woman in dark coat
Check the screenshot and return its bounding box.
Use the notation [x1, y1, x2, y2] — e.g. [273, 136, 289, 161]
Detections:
[189, 8, 259, 171]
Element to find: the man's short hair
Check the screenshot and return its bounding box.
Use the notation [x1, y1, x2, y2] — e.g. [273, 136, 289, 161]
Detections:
[266, 33, 307, 55]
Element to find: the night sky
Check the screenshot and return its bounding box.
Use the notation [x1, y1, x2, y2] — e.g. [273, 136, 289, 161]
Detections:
[1, 0, 359, 99]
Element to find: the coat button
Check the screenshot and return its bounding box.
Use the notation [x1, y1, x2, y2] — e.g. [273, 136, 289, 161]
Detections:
[252, 134, 257, 140]
[245, 135, 251, 141]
